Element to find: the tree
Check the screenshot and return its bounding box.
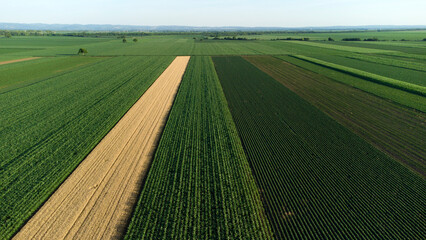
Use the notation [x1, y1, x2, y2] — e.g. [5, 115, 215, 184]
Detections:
[123, 38, 127, 43]
[77, 48, 88, 56]
[5, 32, 11, 38]
[328, 37, 334, 41]
[133, 38, 138, 42]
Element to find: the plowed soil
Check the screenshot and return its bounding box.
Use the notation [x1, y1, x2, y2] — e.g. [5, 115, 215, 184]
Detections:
[13, 56, 190, 240]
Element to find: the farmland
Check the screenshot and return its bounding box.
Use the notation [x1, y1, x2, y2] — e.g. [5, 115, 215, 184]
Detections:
[245, 55, 425, 176]
[0, 30, 425, 239]
[0, 56, 173, 239]
[213, 56, 425, 239]
[13, 56, 189, 240]
[125, 56, 271, 239]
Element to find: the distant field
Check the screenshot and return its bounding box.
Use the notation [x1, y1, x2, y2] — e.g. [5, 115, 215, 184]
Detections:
[231, 30, 426, 41]
[278, 55, 426, 111]
[0, 56, 104, 91]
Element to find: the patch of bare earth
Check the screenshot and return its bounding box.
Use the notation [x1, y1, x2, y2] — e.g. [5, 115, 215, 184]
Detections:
[13, 56, 190, 240]
[0, 57, 41, 65]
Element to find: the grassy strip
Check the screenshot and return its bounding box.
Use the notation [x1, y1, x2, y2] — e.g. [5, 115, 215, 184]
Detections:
[213, 56, 425, 239]
[292, 55, 426, 96]
[125, 56, 272, 239]
[0, 56, 174, 239]
[277, 55, 426, 112]
[381, 51, 426, 61]
[245, 55, 426, 176]
[345, 53, 426, 72]
[308, 54, 426, 87]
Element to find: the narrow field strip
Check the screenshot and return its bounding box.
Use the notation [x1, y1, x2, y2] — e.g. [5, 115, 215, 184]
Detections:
[0, 57, 41, 65]
[13, 56, 190, 240]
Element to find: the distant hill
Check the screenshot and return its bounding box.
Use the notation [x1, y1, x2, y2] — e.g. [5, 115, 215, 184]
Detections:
[1, 23, 425, 32]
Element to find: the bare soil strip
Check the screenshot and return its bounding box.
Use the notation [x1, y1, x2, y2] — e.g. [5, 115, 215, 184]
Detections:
[13, 56, 190, 240]
[0, 57, 41, 65]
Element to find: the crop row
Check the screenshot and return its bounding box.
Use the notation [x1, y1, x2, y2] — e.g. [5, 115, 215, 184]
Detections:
[212, 56, 425, 239]
[292, 55, 426, 96]
[125, 56, 272, 239]
[0, 56, 173, 239]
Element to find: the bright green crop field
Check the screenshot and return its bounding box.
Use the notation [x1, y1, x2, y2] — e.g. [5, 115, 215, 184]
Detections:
[0, 31, 425, 239]
[125, 56, 271, 239]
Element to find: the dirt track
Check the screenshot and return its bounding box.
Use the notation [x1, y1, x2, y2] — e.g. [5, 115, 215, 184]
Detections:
[0, 57, 41, 65]
[13, 56, 190, 240]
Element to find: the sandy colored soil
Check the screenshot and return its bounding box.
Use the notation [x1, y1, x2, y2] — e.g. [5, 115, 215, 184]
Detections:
[0, 57, 41, 65]
[13, 56, 190, 240]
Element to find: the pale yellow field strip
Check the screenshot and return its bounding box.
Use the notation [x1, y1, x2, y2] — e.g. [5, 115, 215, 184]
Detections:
[0, 57, 41, 65]
[14, 56, 190, 240]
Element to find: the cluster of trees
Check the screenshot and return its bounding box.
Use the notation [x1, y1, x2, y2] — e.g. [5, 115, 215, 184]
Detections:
[212, 36, 250, 41]
[342, 38, 362, 41]
[272, 37, 310, 41]
[341, 37, 379, 41]
[0, 30, 59, 37]
[0, 30, 151, 38]
[121, 38, 138, 43]
[77, 48, 88, 55]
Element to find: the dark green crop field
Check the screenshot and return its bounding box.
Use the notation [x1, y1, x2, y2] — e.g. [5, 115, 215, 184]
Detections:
[212, 56, 425, 239]
[245, 55, 425, 176]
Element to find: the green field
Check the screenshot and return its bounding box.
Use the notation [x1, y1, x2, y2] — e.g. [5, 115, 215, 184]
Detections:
[0, 56, 173, 239]
[1, 31, 425, 239]
[125, 56, 271, 239]
[213, 56, 425, 239]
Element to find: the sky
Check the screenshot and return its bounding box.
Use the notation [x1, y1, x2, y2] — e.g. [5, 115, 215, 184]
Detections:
[1, 0, 425, 27]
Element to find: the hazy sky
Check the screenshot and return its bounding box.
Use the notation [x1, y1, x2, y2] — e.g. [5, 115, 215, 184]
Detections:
[2, 0, 425, 27]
